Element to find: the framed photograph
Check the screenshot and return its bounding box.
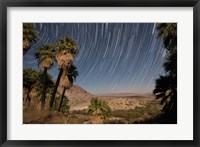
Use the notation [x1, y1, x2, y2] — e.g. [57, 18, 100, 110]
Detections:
[0, 0, 199, 146]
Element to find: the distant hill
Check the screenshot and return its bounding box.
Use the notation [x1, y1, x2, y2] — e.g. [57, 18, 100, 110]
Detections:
[58, 85, 94, 110]
[97, 93, 153, 97]
[58, 85, 155, 111]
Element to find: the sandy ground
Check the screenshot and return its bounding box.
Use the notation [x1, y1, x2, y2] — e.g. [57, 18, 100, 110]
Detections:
[69, 93, 155, 110]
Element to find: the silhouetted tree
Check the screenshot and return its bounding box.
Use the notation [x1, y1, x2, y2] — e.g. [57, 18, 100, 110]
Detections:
[156, 23, 177, 51]
[163, 49, 177, 77]
[153, 23, 177, 123]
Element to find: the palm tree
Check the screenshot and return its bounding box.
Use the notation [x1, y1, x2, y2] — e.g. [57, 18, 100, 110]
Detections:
[23, 69, 55, 111]
[23, 68, 39, 107]
[153, 75, 177, 122]
[33, 70, 55, 110]
[49, 37, 79, 110]
[34, 44, 55, 110]
[23, 23, 39, 55]
[156, 23, 177, 51]
[153, 23, 177, 123]
[153, 75, 177, 113]
[57, 37, 79, 57]
[87, 97, 112, 124]
[58, 64, 78, 112]
[163, 49, 177, 77]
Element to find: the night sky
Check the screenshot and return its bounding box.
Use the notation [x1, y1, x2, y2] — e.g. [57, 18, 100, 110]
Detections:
[23, 23, 166, 94]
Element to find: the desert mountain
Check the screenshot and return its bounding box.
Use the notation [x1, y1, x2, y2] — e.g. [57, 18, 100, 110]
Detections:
[58, 85, 94, 110]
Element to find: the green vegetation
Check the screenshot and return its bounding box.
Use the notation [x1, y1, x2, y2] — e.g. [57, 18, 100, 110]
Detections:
[108, 102, 161, 124]
[60, 96, 70, 113]
[23, 23, 39, 55]
[87, 97, 112, 123]
[53, 97, 60, 111]
[23, 68, 54, 108]
[54, 96, 70, 114]
[23, 68, 39, 107]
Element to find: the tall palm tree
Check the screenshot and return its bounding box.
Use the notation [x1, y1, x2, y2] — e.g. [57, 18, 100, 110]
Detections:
[156, 23, 177, 51]
[58, 64, 78, 112]
[87, 97, 112, 124]
[34, 44, 55, 110]
[23, 23, 39, 55]
[23, 69, 55, 110]
[33, 70, 55, 110]
[49, 37, 79, 110]
[23, 68, 39, 107]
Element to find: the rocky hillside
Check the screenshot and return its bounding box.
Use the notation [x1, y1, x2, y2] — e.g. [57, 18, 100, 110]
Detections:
[58, 85, 94, 110]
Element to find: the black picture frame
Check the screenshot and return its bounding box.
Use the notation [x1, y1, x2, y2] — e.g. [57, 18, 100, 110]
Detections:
[0, 0, 199, 146]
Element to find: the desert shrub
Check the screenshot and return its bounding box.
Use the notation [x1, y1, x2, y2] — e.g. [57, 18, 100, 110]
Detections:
[112, 103, 161, 123]
[60, 96, 70, 114]
[113, 109, 141, 121]
[87, 97, 112, 119]
[53, 97, 60, 111]
[53, 96, 70, 114]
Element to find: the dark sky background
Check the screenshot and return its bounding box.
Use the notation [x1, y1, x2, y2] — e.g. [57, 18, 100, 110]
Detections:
[23, 23, 166, 94]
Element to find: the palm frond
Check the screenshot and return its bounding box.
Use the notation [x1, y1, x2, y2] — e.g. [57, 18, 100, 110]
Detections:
[34, 44, 55, 69]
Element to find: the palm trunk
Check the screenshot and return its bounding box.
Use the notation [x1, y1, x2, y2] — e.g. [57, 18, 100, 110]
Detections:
[26, 88, 31, 108]
[41, 67, 47, 110]
[49, 68, 63, 109]
[58, 87, 67, 112]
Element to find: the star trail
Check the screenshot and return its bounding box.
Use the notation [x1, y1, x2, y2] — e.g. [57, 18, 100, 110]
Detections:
[23, 23, 166, 94]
